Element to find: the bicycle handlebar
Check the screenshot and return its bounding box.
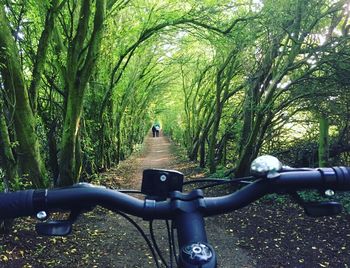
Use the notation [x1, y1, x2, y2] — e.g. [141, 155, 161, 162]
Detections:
[1, 167, 350, 220]
[0, 189, 35, 218]
[204, 166, 350, 215]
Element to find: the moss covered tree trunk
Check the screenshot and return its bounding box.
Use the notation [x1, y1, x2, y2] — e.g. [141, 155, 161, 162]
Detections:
[0, 100, 18, 187]
[0, 6, 45, 187]
[0, 99, 16, 233]
[208, 97, 223, 173]
[58, 0, 106, 186]
[28, 0, 61, 113]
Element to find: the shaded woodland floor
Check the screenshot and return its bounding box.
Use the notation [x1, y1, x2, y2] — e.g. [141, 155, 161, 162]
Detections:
[1, 134, 350, 267]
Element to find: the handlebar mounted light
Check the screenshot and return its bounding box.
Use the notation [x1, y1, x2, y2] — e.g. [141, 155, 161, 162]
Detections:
[250, 155, 282, 178]
[141, 169, 184, 201]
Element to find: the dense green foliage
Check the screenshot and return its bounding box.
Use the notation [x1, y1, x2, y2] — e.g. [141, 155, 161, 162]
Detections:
[0, 0, 349, 188]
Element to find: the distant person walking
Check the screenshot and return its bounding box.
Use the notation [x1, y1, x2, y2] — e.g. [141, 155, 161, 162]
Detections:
[155, 124, 160, 137]
[152, 125, 157, 137]
[152, 123, 161, 137]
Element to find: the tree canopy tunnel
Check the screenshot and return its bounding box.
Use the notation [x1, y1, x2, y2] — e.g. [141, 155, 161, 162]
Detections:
[0, 0, 349, 188]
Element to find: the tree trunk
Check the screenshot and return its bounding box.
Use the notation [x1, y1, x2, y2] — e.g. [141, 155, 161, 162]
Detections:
[208, 76, 224, 173]
[0, 100, 18, 186]
[239, 87, 254, 155]
[235, 110, 265, 177]
[0, 6, 45, 187]
[29, 0, 61, 112]
[188, 136, 199, 161]
[199, 139, 206, 168]
[0, 100, 16, 233]
[318, 115, 329, 167]
[58, 0, 106, 186]
[58, 86, 85, 185]
[216, 133, 227, 166]
[47, 123, 59, 185]
[98, 122, 106, 170]
[208, 106, 221, 173]
[115, 114, 122, 164]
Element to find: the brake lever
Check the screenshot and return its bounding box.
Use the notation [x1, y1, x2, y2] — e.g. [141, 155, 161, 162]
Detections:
[34, 183, 100, 236]
[35, 209, 83, 236]
[36, 220, 72, 236]
[35, 200, 96, 237]
[289, 192, 342, 217]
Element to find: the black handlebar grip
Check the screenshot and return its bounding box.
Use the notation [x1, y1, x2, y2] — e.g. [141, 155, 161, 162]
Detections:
[0, 190, 35, 219]
[332, 167, 350, 190]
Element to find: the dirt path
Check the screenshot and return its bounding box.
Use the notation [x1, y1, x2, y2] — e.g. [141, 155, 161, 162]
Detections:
[131, 133, 175, 189]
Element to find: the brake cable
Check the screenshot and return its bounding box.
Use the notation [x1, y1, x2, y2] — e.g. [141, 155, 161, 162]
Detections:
[166, 220, 173, 268]
[115, 211, 161, 268]
[170, 221, 178, 266]
[183, 176, 255, 190]
[149, 220, 170, 268]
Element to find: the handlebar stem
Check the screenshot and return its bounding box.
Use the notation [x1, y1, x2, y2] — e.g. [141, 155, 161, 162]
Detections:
[167, 190, 217, 267]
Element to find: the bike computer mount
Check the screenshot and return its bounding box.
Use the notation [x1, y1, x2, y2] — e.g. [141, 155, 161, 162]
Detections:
[141, 169, 184, 200]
